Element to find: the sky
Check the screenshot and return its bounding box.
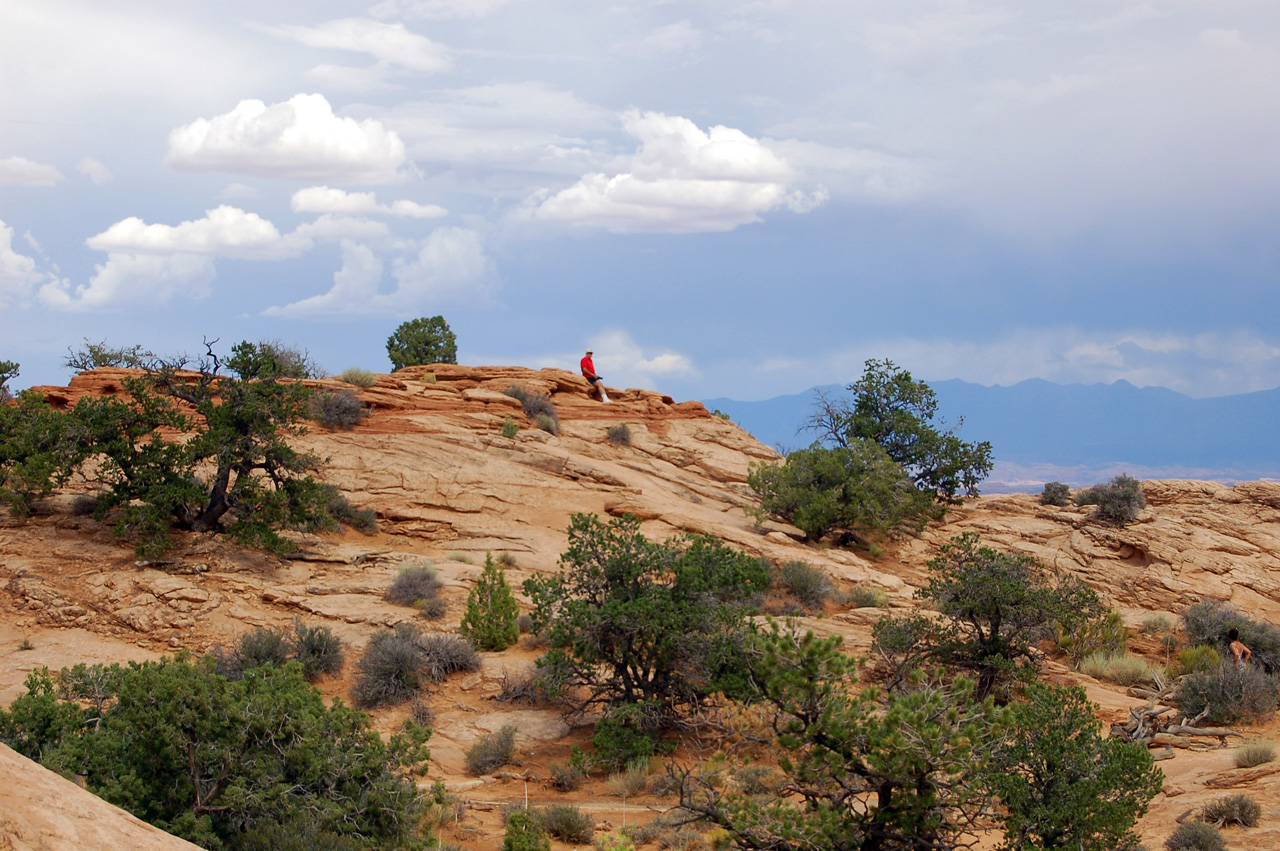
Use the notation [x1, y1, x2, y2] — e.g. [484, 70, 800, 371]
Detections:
[2, 0, 1279, 402]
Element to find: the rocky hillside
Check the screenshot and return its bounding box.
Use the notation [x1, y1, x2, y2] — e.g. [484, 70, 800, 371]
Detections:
[3, 365, 1280, 849]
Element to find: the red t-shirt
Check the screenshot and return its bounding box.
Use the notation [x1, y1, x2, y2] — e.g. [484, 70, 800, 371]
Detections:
[581, 356, 596, 378]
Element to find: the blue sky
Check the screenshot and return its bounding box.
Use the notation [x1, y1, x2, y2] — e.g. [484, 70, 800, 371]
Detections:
[2, 0, 1279, 401]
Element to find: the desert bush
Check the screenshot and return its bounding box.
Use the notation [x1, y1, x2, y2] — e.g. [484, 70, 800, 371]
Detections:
[606, 424, 632, 446]
[496, 551, 517, 568]
[227, 339, 323, 380]
[1165, 822, 1224, 851]
[1233, 738, 1276, 768]
[1057, 608, 1130, 665]
[495, 669, 545, 705]
[534, 413, 559, 435]
[447, 551, 474, 564]
[386, 563, 441, 607]
[351, 625, 428, 708]
[534, 805, 595, 844]
[504, 384, 556, 418]
[308, 388, 368, 430]
[459, 554, 520, 651]
[608, 758, 651, 797]
[516, 613, 534, 634]
[233, 818, 365, 851]
[596, 834, 638, 851]
[290, 620, 344, 681]
[732, 763, 780, 797]
[64, 340, 154, 371]
[235, 626, 293, 672]
[1141, 614, 1173, 634]
[419, 633, 481, 680]
[1169, 645, 1222, 677]
[466, 724, 517, 775]
[503, 810, 550, 851]
[500, 416, 519, 438]
[1183, 600, 1280, 673]
[323, 488, 378, 535]
[408, 694, 435, 727]
[1199, 793, 1261, 828]
[339, 367, 378, 388]
[415, 597, 447, 620]
[1173, 663, 1279, 725]
[387, 316, 457, 370]
[549, 760, 587, 791]
[776, 560, 833, 608]
[1081, 651, 1150, 686]
[1076, 474, 1146, 524]
[1040, 481, 1071, 506]
[847, 583, 889, 608]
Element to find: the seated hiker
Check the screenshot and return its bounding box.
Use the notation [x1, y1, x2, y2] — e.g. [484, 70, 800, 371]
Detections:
[580, 349, 609, 402]
[1228, 628, 1252, 671]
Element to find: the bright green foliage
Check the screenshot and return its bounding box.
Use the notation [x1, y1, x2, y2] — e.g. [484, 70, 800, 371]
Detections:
[524, 514, 766, 732]
[1183, 600, 1280, 674]
[748, 440, 939, 541]
[917, 532, 1106, 696]
[226, 339, 321, 380]
[0, 657, 431, 850]
[988, 683, 1162, 851]
[808, 359, 994, 503]
[460, 554, 521, 651]
[64, 340, 154, 372]
[682, 623, 1003, 851]
[386, 316, 457, 370]
[0, 390, 88, 516]
[503, 810, 551, 851]
[75, 362, 334, 556]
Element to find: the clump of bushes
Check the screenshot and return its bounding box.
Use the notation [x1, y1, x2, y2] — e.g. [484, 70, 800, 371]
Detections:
[1168, 645, 1221, 678]
[1233, 738, 1276, 768]
[213, 621, 344, 683]
[1076, 474, 1146, 524]
[504, 384, 559, 429]
[1173, 664, 1279, 725]
[459, 554, 521, 651]
[500, 416, 519, 438]
[1183, 600, 1280, 673]
[548, 760, 587, 791]
[417, 632, 481, 681]
[503, 810, 549, 851]
[1056, 609, 1130, 666]
[775, 560, 833, 609]
[607, 758, 650, 797]
[1040, 481, 1071, 506]
[606, 424, 632, 446]
[1140, 614, 1173, 634]
[323, 487, 378, 534]
[1080, 651, 1150, 686]
[1199, 793, 1261, 828]
[351, 624, 480, 708]
[1165, 822, 1224, 851]
[465, 724, 518, 775]
[308, 388, 369, 430]
[847, 584, 889, 608]
[534, 413, 559, 435]
[339, 367, 378, 388]
[533, 805, 595, 844]
[290, 620, 345, 680]
[386, 563, 442, 607]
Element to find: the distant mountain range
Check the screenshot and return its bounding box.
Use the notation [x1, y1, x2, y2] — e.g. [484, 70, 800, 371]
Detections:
[702, 379, 1280, 491]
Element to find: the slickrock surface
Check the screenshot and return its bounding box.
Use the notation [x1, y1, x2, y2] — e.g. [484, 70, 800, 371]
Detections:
[4, 365, 1280, 849]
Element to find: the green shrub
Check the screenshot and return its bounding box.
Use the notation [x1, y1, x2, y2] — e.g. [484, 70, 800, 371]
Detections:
[233, 819, 365, 851]
[534, 413, 559, 435]
[500, 416, 519, 438]
[504, 385, 559, 427]
[1040, 481, 1071, 506]
[417, 633, 481, 680]
[1165, 821, 1225, 851]
[1140, 614, 1173, 634]
[1080, 651, 1150, 686]
[1170, 645, 1221, 677]
[1233, 738, 1276, 768]
[503, 810, 550, 851]
[732, 763, 780, 796]
[386, 563, 441, 607]
[64, 340, 153, 371]
[290, 620, 344, 681]
[323, 488, 378, 535]
[549, 760, 587, 791]
[387, 316, 457, 370]
[847, 583, 889, 608]
[776, 560, 833, 608]
[235, 626, 293, 672]
[1076, 474, 1146, 524]
[459, 554, 520, 651]
[534, 805, 595, 844]
[227, 339, 323, 380]
[339, 367, 378, 388]
[1057, 609, 1130, 665]
[1199, 793, 1261, 828]
[308, 388, 368, 430]
[607, 758, 650, 797]
[1173, 663, 1279, 725]
[415, 596, 447, 620]
[606, 424, 632, 446]
[447, 551, 474, 564]
[466, 724, 517, 775]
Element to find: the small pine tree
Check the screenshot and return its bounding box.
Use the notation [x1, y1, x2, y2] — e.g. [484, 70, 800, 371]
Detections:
[460, 554, 520, 651]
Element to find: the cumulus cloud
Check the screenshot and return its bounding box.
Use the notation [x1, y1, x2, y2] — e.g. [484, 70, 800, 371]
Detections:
[0, 220, 43, 306]
[292, 186, 446, 219]
[257, 17, 450, 74]
[39, 253, 217, 311]
[528, 110, 822, 233]
[87, 206, 311, 260]
[166, 94, 408, 183]
[76, 158, 112, 184]
[540, 330, 697, 391]
[264, 228, 491, 317]
[0, 156, 63, 186]
[293, 214, 393, 243]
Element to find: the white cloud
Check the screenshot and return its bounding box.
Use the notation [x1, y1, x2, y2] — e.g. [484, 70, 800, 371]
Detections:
[292, 186, 446, 219]
[87, 206, 311, 260]
[0, 220, 43, 306]
[635, 21, 703, 57]
[166, 94, 408, 183]
[541, 330, 697, 391]
[369, 0, 526, 20]
[40, 253, 216, 311]
[527, 110, 821, 233]
[257, 17, 450, 73]
[0, 156, 63, 186]
[293, 214, 393, 243]
[76, 158, 112, 184]
[265, 227, 491, 317]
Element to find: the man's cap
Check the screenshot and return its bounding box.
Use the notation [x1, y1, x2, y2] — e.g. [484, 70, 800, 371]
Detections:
[586, 349, 593, 354]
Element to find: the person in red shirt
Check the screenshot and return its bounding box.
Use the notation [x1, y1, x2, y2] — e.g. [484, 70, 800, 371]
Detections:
[580, 349, 608, 402]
